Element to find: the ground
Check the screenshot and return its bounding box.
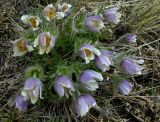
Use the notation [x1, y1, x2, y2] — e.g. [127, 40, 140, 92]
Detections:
[0, 0, 160, 121]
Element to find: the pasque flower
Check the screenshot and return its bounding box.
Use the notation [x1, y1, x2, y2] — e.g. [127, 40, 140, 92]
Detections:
[13, 38, 33, 57]
[43, 4, 56, 21]
[56, 3, 71, 19]
[54, 75, 75, 97]
[15, 95, 28, 111]
[34, 32, 56, 55]
[95, 50, 114, 72]
[21, 15, 41, 30]
[84, 15, 105, 32]
[118, 80, 133, 95]
[80, 70, 103, 91]
[118, 33, 137, 43]
[21, 77, 42, 104]
[121, 58, 144, 75]
[75, 94, 96, 116]
[103, 7, 121, 24]
[79, 43, 101, 64]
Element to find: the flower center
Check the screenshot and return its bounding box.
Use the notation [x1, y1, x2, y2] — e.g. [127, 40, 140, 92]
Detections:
[29, 17, 37, 28]
[45, 34, 51, 46]
[91, 20, 101, 28]
[47, 9, 55, 19]
[16, 40, 27, 51]
[84, 49, 92, 58]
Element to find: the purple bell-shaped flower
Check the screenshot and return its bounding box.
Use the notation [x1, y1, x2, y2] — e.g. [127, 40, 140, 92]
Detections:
[54, 75, 75, 97]
[84, 15, 105, 32]
[80, 70, 103, 91]
[15, 95, 28, 111]
[121, 58, 144, 75]
[75, 94, 97, 116]
[118, 80, 133, 95]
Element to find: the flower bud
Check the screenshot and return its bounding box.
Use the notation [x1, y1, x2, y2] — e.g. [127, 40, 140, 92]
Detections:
[75, 94, 96, 116]
[54, 75, 75, 97]
[80, 70, 103, 91]
[121, 58, 144, 75]
[118, 80, 133, 95]
[84, 15, 105, 32]
[103, 7, 121, 24]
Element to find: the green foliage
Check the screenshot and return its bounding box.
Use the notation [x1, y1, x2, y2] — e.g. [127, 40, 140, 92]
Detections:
[25, 65, 44, 79]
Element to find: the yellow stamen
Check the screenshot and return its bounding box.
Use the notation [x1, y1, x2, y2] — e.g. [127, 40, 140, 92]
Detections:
[84, 49, 92, 58]
[45, 34, 51, 47]
[91, 20, 100, 28]
[29, 17, 37, 28]
[16, 40, 27, 51]
[47, 9, 55, 19]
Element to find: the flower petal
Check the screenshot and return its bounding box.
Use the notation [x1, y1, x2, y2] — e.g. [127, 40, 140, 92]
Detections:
[34, 36, 40, 47]
[21, 15, 29, 24]
[21, 89, 29, 101]
[83, 94, 96, 107]
[80, 70, 103, 83]
[13, 47, 27, 57]
[24, 78, 39, 90]
[54, 81, 65, 97]
[29, 91, 39, 104]
[39, 46, 46, 55]
[56, 12, 65, 19]
[75, 95, 89, 116]
[50, 35, 56, 47]
[15, 95, 28, 111]
[121, 58, 144, 75]
[84, 80, 99, 91]
[95, 55, 111, 72]
[40, 33, 46, 46]
[118, 80, 133, 95]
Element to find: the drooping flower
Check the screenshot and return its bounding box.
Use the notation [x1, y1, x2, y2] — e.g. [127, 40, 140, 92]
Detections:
[54, 75, 75, 97]
[15, 95, 28, 111]
[56, 3, 71, 19]
[22, 77, 42, 104]
[121, 58, 144, 75]
[118, 33, 137, 43]
[118, 80, 133, 95]
[43, 4, 56, 21]
[84, 15, 105, 32]
[103, 7, 121, 24]
[80, 70, 103, 91]
[79, 43, 101, 64]
[34, 32, 56, 55]
[75, 94, 97, 116]
[95, 50, 114, 72]
[21, 15, 41, 30]
[13, 38, 33, 57]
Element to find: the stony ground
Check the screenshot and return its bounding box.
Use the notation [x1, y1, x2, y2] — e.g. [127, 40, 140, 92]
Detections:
[0, 0, 160, 121]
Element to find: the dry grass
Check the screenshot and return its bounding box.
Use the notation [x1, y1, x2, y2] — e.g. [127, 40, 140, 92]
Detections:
[0, 0, 160, 121]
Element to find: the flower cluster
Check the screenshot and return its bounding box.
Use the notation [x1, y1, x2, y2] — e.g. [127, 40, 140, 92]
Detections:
[13, 2, 145, 117]
[13, 3, 71, 56]
[84, 7, 121, 32]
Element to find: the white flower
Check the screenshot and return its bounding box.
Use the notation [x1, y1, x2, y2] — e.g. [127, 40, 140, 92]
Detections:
[56, 3, 71, 19]
[34, 32, 56, 54]
[13, 38, 33, 56]
[43, 4, 56, 21]
[21, 15, 41, 30]
[79, 43, 101, 64]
